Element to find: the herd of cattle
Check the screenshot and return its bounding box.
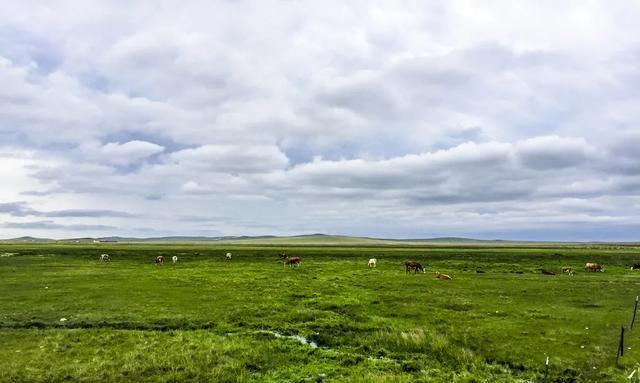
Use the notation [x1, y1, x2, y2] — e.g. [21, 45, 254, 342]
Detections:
[97, 252, 640, 278]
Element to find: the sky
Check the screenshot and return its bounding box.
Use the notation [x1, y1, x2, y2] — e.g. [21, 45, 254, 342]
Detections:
[1, 1, 640, 241]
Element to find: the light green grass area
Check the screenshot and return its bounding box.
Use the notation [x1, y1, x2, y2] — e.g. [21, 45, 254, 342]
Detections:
[1, 244, 639, 382]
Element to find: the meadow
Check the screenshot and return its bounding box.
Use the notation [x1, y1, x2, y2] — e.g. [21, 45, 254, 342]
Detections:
[1, 242, 639, 382]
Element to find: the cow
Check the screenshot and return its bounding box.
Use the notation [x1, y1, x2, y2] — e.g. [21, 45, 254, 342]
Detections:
[99, 254, 111, 262]
[284, 256, 301, 268]
[155, 256, 164, 265]
[436, 272, 451, 280]
[475, 268, 485, 274]
[405, 260, 425, 274]
[225, 252, 232, 260]
[584, 262, 603, 272]
[630, 262, 640, 270]
[368, 258, 377, 268]
[278, 251, 288, 259]
[561, 266, 574, 275]
[172, 255, 178, 264]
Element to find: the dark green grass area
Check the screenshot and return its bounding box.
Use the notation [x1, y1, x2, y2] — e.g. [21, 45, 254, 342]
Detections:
[1, 244, 639, 382]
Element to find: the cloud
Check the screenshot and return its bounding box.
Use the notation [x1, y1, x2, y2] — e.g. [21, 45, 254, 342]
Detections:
[166, 144, 289, 173]
[515, 136, 597, 170]
[1, 2, 640, 240]
[1, 220, 116, 231]
[0, 201, 135, 218]
[93, 140, 164, 166]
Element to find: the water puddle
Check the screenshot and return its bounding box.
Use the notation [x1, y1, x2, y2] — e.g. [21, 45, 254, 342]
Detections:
[266, 331, 318, 348]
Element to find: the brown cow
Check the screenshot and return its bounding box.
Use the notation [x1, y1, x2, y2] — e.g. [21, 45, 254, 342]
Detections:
[436, 272, 451, 280]
[405, 260, 425, 274]
[284, 256, 301, 268]
[584, 262, 603, 272]
[155, 256, 164, 265]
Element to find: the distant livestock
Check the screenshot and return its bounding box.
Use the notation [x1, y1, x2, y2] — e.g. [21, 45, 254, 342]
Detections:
[284, 256, 301, 268]
[630, 262, 640, 270]
[584, 262, 603, 272]
[155, 256, 164, 265]
[172, 255, 178, 264]
[405, 260, 425, 274]
[541, 269, 556, 275]
[436, 272, 451, 280]
[278, 251, 288, 259]
[561, 266, 574, 275]
[226, 252, 232, 260]
[368, 258, 377, 268]
[99, 254, 111, 262]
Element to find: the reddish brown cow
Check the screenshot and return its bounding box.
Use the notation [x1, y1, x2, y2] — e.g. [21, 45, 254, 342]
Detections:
[405, 260, 425, 274]
[284, 256, 301, 268]
[436, 272, 451, 280]
[584, 262, 603, 272]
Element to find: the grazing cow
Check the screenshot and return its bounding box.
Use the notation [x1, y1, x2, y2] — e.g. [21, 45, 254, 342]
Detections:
[436, 272, 451, 280]
[225, 252, 232, 260]
[630, 262, 640, 270]
[155, 256, 164, 265]
[278, 251, 288, 259]
[541, 269, 556, 275]
[284, 256, 301, 267]
[172, 255, 178, 264]
[561, 266, 574, 275]
[99, 254, 111, 262]
[405, 260, 425, 274]
[368, 258, 377, 268]
[584, 262, 603, 272]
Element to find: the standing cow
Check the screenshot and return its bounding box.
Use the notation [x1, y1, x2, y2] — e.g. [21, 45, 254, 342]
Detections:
[172, 255, 178, 264]
[405, 260, 425, 274]
[284, 256, 301, 268]
[99, 254, 111, 262]
[225, 252, 232, 260]
[155, 256, 164, 265]
[584, 262, 603, 272]
[368, 258, 377, 268]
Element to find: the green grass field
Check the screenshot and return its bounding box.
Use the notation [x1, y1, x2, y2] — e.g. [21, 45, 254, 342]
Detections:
[1, 243, 639, 382]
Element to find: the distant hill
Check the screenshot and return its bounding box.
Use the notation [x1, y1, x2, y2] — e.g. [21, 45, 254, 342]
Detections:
[1, 234, 637, 246]
[1, 233, 497, 244]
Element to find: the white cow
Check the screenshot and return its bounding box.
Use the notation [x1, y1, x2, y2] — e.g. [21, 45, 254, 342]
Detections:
[99, 254, 111, 262]
[368, 258, 377, 268]
[226, 252, 232, 260]
[172, 255, 178, 264]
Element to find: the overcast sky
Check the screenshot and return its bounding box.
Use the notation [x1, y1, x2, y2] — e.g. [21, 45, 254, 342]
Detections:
[1, 1, 640, 240]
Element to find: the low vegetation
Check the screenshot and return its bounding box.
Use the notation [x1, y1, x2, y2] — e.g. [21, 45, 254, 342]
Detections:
[1, 243, 639, 382]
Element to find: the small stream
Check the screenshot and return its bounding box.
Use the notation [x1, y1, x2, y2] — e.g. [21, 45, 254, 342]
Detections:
[265, 331, 318, 348]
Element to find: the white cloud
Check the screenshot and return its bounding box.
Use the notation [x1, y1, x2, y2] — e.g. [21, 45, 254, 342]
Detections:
[1, 1, 640, 240]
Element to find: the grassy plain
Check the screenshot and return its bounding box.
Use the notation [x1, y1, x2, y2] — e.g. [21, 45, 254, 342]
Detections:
[1, 242, 639, 382]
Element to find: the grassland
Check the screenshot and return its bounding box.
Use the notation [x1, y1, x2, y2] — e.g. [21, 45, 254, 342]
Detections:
[1, 243, 639, 382]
